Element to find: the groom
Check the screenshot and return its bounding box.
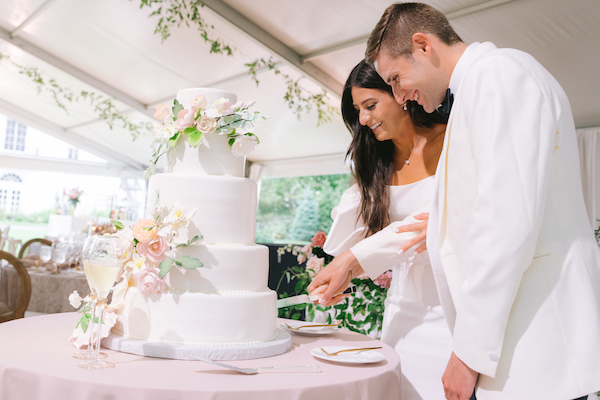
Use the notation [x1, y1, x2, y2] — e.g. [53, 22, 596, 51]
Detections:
[362, 3, 600, 400]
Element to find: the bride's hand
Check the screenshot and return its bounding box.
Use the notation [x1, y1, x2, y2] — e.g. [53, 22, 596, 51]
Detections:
[396, 213, 429, 255]
[307, 250, 363, 307]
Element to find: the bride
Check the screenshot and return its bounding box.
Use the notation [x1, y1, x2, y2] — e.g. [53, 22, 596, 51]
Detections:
[308, 60, 450, 399]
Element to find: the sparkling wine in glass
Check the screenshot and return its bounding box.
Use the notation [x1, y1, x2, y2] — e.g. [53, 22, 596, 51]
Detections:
[73, 236, 106, 360]
[78, 235, 123, 369]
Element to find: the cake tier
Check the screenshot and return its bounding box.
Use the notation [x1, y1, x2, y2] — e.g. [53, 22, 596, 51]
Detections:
[114, 288, 278, 346]
[166, 88, 244, 177]
[148, 173, 257, 244]
[167, 244, 269, 292]
[165, 132, 246, 177]
[177, 88, 236, 109]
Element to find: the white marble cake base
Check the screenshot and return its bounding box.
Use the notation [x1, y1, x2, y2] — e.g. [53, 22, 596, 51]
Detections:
[102, 329, 292, 361]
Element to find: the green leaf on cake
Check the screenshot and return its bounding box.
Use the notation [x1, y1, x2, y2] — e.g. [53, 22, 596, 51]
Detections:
[228, 137, 235, 146]
[168, 132, 180, 147]
[173, 256, 203, 270]
[176, 235, 202, 248]
[159, 257, 175, 279]
[185, 128, 203, 147]
[172, 99, 184, 118]
[76, 312, 92, 333]
[111, 220, 124, 230]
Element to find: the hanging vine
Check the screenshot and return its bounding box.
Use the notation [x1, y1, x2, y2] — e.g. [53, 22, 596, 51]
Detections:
[134, 0, 338, 125]
[134, 0, 233, 55]
[0, 53, 152, 140]
[245, 57, 338, 126]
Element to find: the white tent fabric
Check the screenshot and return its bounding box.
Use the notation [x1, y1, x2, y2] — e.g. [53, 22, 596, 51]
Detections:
[0, 0, 599, 181]
[577, 127, 600, 230]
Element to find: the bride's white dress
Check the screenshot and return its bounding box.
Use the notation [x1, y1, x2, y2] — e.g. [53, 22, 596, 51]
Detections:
[324, 177, 452, 400]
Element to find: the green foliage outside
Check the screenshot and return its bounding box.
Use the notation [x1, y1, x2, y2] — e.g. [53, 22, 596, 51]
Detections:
[256, 174, 351, 244]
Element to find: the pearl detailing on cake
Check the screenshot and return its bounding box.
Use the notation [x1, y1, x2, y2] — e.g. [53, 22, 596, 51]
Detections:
[192, 241, 256, 247]
[110, 329, 280, 347]
[168, 288, 267, 294]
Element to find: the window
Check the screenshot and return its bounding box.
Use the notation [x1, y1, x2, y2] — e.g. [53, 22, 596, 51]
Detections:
[255, 174, 351, 244]
[0, 174, 22, 183]
[10, 190, 19, 213]
[15, 123, 26, 151]
[0, 189, 6, 210]
[68, 148, 78, 160]
[4, 120, 15, 150]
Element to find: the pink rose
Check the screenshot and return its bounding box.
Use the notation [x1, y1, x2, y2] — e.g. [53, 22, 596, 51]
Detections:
[137, 235, 167, 263]
[311, 231, 327, 247]
[132, 218, 157, 243]
[374, 270, 393, 290]
[175, 109, 194, 132]
[154, 103, 170, 120]
[306, 256, 325, 277]
[190, 95, 207, 115]
[134, 268, 165, 294]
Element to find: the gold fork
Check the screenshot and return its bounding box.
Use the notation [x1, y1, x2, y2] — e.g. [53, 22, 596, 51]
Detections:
[284, 322, 341, 330]
[319, 347, 382, 356]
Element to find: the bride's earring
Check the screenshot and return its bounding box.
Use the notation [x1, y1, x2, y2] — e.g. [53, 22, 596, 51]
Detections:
[403, 102, 407, 111]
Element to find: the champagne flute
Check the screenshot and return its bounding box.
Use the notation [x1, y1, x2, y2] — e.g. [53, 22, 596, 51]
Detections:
[78, 235, 123, 369]
[73, 236, 107, 360]
[39, 246, 52, 263]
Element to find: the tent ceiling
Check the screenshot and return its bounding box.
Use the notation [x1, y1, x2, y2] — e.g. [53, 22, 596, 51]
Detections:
[0, 0, 598, 176]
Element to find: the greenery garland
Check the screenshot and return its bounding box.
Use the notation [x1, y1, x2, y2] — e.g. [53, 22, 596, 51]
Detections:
[0, 53, 152, 140]
[245, 57, 338, 126]
[134, 0, 232, 55]
[134, 0, 338, 126]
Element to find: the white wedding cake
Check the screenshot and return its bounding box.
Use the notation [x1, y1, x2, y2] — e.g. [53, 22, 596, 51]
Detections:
[112, 88, 279, 347]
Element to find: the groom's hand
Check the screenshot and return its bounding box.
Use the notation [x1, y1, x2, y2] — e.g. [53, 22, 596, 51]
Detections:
[442, 352, 479, 400]
[396, 213, 429, 254]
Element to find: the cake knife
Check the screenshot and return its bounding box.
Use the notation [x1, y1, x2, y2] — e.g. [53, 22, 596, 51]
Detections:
[277, 286, 357, 308]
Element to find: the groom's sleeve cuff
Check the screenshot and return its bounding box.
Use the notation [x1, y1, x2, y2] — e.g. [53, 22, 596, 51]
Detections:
[350, 220, 420, 280]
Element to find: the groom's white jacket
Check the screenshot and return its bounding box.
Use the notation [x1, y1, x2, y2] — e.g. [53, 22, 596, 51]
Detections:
[351, 42, 600, 399]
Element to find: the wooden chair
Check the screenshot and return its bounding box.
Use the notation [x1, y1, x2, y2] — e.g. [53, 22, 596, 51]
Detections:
[18, 238, 53, 259]
[0, 250, 32, 322]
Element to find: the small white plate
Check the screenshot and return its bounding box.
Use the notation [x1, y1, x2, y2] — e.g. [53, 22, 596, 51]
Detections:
[310, 346, 385, 364]
[279, 323, 339, 336]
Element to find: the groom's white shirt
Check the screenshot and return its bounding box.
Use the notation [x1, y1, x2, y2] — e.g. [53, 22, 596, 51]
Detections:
[428, 42, 600, 399]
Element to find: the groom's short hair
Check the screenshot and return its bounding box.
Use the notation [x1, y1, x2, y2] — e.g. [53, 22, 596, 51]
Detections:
[366, 2, 462, 64]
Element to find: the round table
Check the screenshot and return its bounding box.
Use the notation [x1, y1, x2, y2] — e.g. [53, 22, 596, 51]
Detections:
[0, 266, 90, 314]
[0, 313, 402, 400]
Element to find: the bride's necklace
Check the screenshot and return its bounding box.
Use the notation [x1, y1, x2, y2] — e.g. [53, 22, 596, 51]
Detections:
[404, 134, 420, 165]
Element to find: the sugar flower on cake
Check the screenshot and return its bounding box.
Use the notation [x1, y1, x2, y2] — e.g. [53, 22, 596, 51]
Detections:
[133, 268, 165, 294]
[146, 93, 268, 176]
[137, 236, 168, 263]
[231, 134, 259, 157]
[110, 198, 203, 290]
[132, 218, 158, 243]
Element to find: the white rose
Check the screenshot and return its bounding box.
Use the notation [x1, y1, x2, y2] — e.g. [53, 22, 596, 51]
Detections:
[231, 135, 258, 157]
[205, 108, 221, 119]
[69, 290, 82, 309]
[197, 116, 217, 134]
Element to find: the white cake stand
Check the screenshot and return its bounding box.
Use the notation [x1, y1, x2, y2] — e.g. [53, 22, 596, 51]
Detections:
[102, 329, 292, 361]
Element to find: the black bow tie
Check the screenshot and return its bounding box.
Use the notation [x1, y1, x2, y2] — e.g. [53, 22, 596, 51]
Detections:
[437, 88, 454, 118]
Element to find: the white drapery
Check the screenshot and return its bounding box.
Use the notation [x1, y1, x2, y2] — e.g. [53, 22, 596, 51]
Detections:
[576, 126, 600, 230]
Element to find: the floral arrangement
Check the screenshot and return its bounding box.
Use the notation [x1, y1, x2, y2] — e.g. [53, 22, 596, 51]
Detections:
[65, 188, 83, 206]
[145, 94, 267, 177]
[276, 231, 391, 337]
[69, 199, 203, 348]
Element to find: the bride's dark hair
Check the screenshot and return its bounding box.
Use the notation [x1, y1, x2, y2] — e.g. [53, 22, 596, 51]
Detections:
[341, 59, 446, 235]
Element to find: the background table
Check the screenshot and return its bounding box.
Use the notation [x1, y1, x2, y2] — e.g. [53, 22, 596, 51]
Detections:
[0, 266, 90, 314]
[0, 313, 401, 400]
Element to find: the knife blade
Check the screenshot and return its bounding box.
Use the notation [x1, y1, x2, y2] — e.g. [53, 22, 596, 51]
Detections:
[277, 286, 357, 308]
